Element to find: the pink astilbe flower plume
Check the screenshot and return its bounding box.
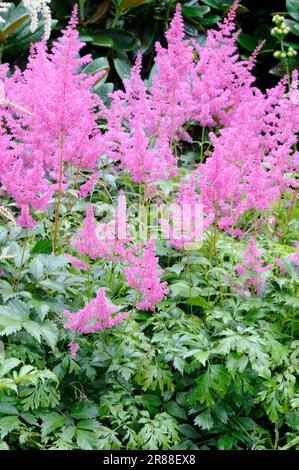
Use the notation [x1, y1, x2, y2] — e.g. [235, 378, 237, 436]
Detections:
[236, 238, 272, 294]
[65, 254, 90, 271]
[69, 342, 80, 358]
[78, 172, 99, 198]
[152, 3, 195, 141]
[0, 6, 105, 227]
[64, 288, 128, 334]
[287, 241, 299, 267]
[72, 197, 131, 262]
[104, 52, 178, 186]
[72, 203, 101, 260]
[125, 239, 169, 311]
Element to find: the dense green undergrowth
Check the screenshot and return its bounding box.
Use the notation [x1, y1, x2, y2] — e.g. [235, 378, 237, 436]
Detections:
[0, 197, 298, 450]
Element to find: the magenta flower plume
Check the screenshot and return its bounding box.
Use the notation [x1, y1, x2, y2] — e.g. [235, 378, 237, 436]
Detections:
[72, 203, 101, 260]
[236, 238, 272, 294]
[0, 6, 105, 227]
[65, 254, 90, 271]
[64, 288, 128, 334]
[125, 240, 169, 311]
[69, 342, 80, 358]
[288, 241, 299, 267]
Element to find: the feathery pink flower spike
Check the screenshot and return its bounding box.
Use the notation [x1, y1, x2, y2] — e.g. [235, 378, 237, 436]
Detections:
[64, 288, 128, 334]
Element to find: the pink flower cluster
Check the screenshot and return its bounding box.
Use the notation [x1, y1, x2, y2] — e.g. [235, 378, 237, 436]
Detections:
[0, 6, 104, 227]
[236, 238, 272, 294]
[70, 202, 169, 311]
[103, 2, 299, 240]
[154, 3, 299, 238]
[287, 241, 299, 266]
[64, 287, 128, 334]
[71, 197, 130, 262]
[124, 239, 169, 311]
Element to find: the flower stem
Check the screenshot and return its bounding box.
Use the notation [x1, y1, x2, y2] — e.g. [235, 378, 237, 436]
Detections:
[53, 129, 65, 255]
[16, 228, 28, 290]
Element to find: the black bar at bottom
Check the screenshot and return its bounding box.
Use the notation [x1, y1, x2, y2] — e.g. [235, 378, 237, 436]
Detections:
[0, 450, 297, 467]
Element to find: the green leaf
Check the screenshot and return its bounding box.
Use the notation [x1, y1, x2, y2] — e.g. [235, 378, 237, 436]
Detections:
[90, 34, 114, 47]
[0, 3, 29, 37]
[0, 358, 21, 377]
[40, 321, 59, 350]
[200, 14, 222, 25]
[23, 321, 42, 343]
[21, 413, 38, 426]
[166, 263, 184, 276]
[186, 296, 209, 307]
[237, 32, 258, 52]
[82, 57, 110, 86]
[76, 429, 97, 450]
[200, 0, 223, 9]
[285, 19, 299, 37]
[182, 5, 210, 18]
[60, 425, 76, 443]
[141, 394, 162, 411]
[113, 57, 132, 81]
[217, 433, 235, 450]
[119, 0, 152, 11]
[0, 280, 15, 302]
[287, 0, 299, 21]
[31, 239, 52, 255]
[0, 378, 17, 393]
[29, 258, 44, 280]
[165, 401, 187, 420]
[93, 82, 114, 104]
[286, 412, 299, 431]
[190, 365, 230, 406]
[0, 403, 19, 415]
[170, 282, 201, 298]
[91, 30, 138, 51]
[194, 409, 214, 430]
[4, 17, 58, 55]
[285, 41, 299, 50]
[0, 300, 30, 336]
[41, 412, 65, 438]
[0, 440, 9, 450]
[177, 424, 200, 439]
[0, 416, 20, 439]
[39, 279, 65, 292]
[71, 404, 99, 420]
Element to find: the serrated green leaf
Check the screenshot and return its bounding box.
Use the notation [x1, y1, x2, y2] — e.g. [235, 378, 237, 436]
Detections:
[0, 415, 20, 439]
[194, 409, 214, 430]
[0, 358, 21, 377]
[41, 413, 65, 438]
[165, 401, 187, 420]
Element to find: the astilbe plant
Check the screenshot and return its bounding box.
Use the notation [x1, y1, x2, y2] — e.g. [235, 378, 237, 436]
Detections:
[104, 1, 298, 245]
[0, 6, 105, 251]
[103, 53, 178, 187]
[190, 0, 260, 127]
